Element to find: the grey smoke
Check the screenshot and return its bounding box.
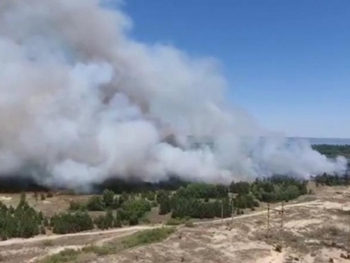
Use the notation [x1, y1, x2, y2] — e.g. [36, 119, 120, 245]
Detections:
[0, 0, 346, 189]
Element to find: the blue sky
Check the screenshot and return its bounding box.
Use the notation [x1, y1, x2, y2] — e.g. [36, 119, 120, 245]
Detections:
[118, 0, 349, 138]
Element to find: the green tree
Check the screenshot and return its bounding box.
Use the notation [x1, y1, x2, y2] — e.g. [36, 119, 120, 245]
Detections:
[102, 189, 115, 208]
[86, 196, 105, 211]
[159, 195, 171, 215]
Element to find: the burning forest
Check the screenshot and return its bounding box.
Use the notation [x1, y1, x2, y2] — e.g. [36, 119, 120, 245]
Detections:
[0, 0, 347, 191]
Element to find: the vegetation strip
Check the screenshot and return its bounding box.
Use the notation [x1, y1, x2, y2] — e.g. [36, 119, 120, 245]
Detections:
[38, 227, 175, 263]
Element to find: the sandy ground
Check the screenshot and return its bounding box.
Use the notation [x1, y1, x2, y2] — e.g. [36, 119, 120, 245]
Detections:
[2, 185, 350, 262]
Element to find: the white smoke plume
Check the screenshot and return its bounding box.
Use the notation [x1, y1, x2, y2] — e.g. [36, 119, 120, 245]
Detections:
[0, 0, 346, 189]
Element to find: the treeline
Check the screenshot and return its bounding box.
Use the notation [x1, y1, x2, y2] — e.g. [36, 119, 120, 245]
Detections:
[312, 144, 350, 158]
[0, 176, 188, 194]
[0, 176, 309, 240]
[313, 173, 350, 186]
[69, 189, 153, 226]
[0, 193, 46, 240]
[0, 192, 126, 240]
[157, 176, 308, 219]
[69, 176, 308, 222]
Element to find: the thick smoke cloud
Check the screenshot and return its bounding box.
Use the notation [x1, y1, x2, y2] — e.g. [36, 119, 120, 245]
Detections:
[0, 0, 346, 189]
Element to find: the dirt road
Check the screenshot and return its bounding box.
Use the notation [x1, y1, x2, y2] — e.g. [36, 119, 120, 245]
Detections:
[0, 225, 160, 247]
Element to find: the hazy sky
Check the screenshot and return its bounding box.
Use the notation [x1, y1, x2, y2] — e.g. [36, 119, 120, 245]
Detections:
[118, 0, 349, 138]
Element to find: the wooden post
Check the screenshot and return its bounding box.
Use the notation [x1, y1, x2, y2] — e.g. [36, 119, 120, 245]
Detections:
[221, 200, 224, 225]
[267, 203, 270, 240]
[231, 198, 234, 226]
[281, 201, 284, 248]
[347, 216, 350, 255]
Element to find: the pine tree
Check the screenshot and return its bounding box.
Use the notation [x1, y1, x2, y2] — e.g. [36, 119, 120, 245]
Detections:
[40, 225, 46, 235]
[159, 195, 171, 215]
[102, 189, 115, 208]
[19, 192, 26, 207]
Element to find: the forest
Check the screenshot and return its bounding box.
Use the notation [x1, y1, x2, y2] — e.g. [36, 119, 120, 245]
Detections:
[312, 144, 350, 158]
[0, 144, 349, 241]
[0, 175, 309, 240]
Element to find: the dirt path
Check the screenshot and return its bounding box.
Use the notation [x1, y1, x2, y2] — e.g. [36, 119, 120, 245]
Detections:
[0, 225, 160, 247]
[0, 199, 319, 247]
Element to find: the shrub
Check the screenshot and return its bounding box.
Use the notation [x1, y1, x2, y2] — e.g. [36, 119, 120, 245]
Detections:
[69, 201, 86, 211]
[47, 193, 54, 198]
[42, 240, 54, 247]
[39, 248, 81, 263]
[113, 217, 122, 228]
[122, 227, 175, 248]
[253, 200, 260, 207]
[40, 225, 46, 235]
[128, 215, 139, 226]
[51, 212, 94, 234]
[102, 189, 115, 208]
[140, 217, 151, 224]
[82, 245, 116, 256]
[166, 218, 183, 226]
[86, 196, 105, 211]
[184, 221, 195, 228]
[19, 192, 26, 206]
[94, 210, 114, 230]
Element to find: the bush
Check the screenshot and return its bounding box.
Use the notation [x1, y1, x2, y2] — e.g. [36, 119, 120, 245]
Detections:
[47, 193, 54, 198]
[122, 227, 175, 248]
[113, 217, 122, 228]
[253, 200, 260, 207]
[40, 194, 46, 201]
[118, 199, 152, 223]
[102, 189, 115, 208]
[140, 217, 151, 224]
[40, 225, 46, 235]
[39, 248, 81, 263]
[146, 192, 156, 201]
[82, 245, 116, 256]
[166, 218, 183, 226]
[51, 212, 94, 234]
[69, 201, 86, 211]
[42, 240, 54, 247]
[86, 196, 105, 211]
[94, 210, 114, 230]
[184, 221, 195, 228]
[128, 215, 139, 226]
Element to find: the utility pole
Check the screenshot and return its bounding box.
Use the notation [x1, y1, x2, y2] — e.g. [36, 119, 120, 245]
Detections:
[221, 199, 224, 225]
[231, 197, 234, 226]
[267, 203, 270, 241]
[347, 215, 350, 256]
[281, 201, 285, 248]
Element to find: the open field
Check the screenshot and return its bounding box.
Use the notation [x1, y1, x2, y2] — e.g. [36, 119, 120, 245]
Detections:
[1, 185, 350, 262]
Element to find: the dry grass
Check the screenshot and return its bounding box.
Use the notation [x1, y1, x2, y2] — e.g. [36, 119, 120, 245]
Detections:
[38, 248, 81, 263]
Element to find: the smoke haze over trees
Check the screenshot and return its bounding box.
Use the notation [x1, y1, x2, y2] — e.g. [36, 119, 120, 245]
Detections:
[0, 0, 347, 190]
